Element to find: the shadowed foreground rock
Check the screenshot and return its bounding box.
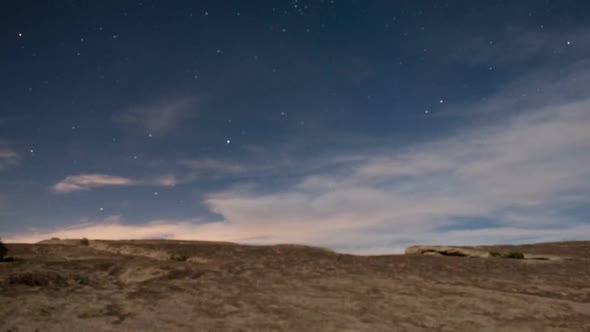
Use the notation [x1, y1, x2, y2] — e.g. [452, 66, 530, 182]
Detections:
[1, 239, 590, 331]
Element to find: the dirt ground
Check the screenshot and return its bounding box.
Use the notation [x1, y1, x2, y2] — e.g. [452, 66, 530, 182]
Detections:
[1, 240, 589, 331]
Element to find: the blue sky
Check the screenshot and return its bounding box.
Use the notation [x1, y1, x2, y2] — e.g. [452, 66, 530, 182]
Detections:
[1, 1, 590, 253]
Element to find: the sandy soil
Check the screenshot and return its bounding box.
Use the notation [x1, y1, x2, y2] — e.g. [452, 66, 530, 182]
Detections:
[1, 240, 590, 331]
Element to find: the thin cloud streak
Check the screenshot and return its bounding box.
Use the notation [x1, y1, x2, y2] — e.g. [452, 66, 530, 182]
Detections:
[0, 149, 19, 170]
[52, 174, 134, 193]
[52, 173, 181, 193]
[113, 95, 202, 135]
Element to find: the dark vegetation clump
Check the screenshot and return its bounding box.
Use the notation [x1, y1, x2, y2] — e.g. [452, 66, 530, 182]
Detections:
[0, 238, 14, 262]
[489, 251, 525, 259]
[503, 252, 525, 259]
[80, 238, 90, 246]
[170, 253, 188, 262]
[0, 238, 7, 260]
[51, 237, 60, 240]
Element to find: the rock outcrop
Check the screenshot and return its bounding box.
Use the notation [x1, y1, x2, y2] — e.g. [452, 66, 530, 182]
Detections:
[405, 245, 490, 258]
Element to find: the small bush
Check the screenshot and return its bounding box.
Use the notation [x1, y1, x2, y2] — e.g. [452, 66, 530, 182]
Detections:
[489, 251, 501, 257]
[0, 238, 7, 260]
[503, 252, 525, 259]
[51, 237, 60, 241]
[170, 254, 188, 262]
[80, 238, 90, 246]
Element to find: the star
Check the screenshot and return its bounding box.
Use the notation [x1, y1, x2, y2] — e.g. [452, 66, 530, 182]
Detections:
[29, 149, 34, 153]
[154, 191, 158, 196]
[566, 41, 571, 45]
[439, 99, 444, 104]
[148, 133, 153, 138]
[18, 33, 23, 37]
[99, 207, 104, 211]
[226, 139, 231, 144]
[425, 110, 429, 114]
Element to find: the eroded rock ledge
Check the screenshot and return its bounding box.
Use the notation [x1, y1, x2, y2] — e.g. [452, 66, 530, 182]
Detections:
[404, 245, 572, 261]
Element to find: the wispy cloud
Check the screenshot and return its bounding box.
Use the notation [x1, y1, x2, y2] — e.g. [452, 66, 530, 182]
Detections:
[52, 173, 180, 193]
[0, 149, 19, 171]
[52, 174, 134, 193]
[113, 95, 202, 135]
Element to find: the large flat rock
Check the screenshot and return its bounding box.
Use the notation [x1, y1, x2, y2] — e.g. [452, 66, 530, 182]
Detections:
[1, 240, 589, 331]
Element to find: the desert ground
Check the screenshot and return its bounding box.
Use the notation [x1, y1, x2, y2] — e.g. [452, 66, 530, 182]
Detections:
[1, 239, 589, 331]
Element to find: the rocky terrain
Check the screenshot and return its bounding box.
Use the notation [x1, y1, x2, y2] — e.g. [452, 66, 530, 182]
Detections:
[1, 239, 590, 331]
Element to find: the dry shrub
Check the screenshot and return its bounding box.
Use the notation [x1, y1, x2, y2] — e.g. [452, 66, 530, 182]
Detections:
[0, 238, 7, 260]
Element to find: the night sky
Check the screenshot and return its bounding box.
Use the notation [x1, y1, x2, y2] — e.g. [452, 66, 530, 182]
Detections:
[2, 1, 590, 253]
